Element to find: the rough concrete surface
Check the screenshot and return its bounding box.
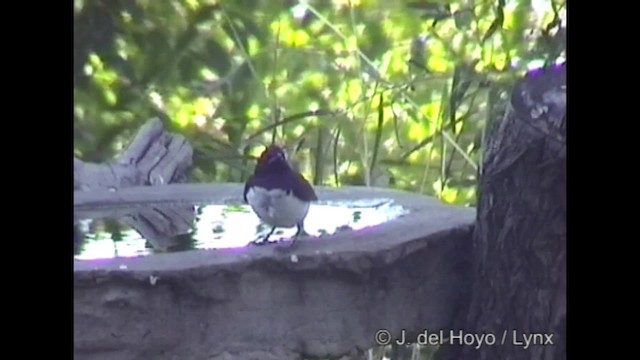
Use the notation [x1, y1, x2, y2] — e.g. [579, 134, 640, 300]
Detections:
[74, 184, 476, 360]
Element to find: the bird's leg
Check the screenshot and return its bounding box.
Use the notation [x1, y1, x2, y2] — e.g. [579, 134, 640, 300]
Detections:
[294, 222, 310, 238]
[263, 226, 277, 242]
[275, 222, 307, 251]
[252, 226, 277, 245]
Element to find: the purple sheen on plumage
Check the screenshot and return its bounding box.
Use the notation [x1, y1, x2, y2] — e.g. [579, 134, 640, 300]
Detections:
[253, 145, 290, 174]
[244, 144, 318, 202]
[260, 145, 286, 163]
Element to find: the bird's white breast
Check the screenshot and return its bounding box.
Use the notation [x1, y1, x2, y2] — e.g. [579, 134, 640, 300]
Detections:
[246, 187, 311, 228]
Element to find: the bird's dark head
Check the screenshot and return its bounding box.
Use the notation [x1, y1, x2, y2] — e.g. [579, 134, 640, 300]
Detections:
[244, 144, 318, 204]
[255, 145, 290, 174]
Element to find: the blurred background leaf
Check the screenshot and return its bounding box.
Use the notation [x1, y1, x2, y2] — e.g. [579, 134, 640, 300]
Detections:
[74, 0, 566, 210]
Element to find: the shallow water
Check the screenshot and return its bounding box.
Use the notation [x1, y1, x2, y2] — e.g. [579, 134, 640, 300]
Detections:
[74, 199, 409, 260]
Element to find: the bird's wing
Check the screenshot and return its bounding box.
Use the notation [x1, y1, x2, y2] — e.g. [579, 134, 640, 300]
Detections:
[243, 176, 254, 203]
[293, 172, 318, 202]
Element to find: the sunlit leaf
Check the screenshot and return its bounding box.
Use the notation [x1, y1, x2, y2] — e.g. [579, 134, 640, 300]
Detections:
[292, 30, 310, 47]
[440, 186, 458, 204]
[104, 89, 117, 106]
[408, 122, 427, 141]
[247, 104, 261, 121]
[304, 72, 328, 90]
[427, 56, 449, 73]
[426, 40, 450, 72]
[175, 108, 192, 128]
[503, 0, 532, 51]
[346, 79, 362, 103]
[194, 97, 215, 117]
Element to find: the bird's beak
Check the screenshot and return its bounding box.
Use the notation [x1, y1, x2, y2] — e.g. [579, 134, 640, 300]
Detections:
[268, 152, 286, 164]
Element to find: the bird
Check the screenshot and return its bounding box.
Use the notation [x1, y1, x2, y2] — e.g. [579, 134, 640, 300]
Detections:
[243, 145, 318, 245]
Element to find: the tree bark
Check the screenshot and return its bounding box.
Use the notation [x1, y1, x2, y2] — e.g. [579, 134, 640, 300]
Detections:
[438, 64, 566, 360]
[73, 118, 193, 191]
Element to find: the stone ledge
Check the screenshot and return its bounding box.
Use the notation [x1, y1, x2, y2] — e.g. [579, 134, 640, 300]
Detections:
[74, 184, 475, 360]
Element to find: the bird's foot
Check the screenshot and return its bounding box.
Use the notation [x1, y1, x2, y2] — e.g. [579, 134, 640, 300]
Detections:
[294, 224, 310, 238]
[250, 226, 277, 246]
[250, 238, 269, 246]
[274, 224, 308, 252]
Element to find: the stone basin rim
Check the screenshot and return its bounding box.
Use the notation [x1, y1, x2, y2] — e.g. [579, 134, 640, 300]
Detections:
[74, 183, 476, 274]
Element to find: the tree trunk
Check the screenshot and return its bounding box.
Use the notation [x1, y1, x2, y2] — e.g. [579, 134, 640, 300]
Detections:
[439, 64, 566, 360]
[74, 118, 193, 191]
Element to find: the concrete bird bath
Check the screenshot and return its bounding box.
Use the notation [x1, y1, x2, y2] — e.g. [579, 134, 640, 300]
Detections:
[74, 183, 475, 360]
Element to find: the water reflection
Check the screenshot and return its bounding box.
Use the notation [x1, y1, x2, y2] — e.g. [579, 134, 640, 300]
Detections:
[74, 199, 409, 260]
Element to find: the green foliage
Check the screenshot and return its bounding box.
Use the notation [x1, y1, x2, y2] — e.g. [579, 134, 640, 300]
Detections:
[74, 0, 565, 207]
